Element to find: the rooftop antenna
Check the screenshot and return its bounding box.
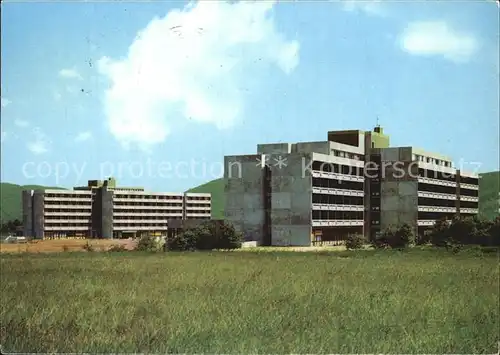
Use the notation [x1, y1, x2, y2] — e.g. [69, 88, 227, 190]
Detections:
[376, 116, 380, 127]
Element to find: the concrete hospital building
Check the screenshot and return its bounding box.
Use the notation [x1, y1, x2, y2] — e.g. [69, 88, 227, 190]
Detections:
[22, 178, 211, 239]
[223, 126, 479, 246]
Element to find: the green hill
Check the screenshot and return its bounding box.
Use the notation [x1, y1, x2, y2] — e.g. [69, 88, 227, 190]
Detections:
[186, 178, 224, 219]
[0, 183, 66, 224]
[479, 171, 500, 220]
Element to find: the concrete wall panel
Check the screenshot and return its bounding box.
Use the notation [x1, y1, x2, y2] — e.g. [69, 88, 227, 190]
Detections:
[381, 196, 399, 211]
[244, 209, 265, 226]
[399, 147, 413, 161]
[382, 148, 399, 162]
[398, 181, 417, 196]
[272, 225, 310, 246]
[272, 192, 291, 209]
[257, 143, 292, 154]
[243, 193, 263, 209]
[271, 209, 292, 225]
[225, 193, 244, 209]
[224, 179, 245, 193]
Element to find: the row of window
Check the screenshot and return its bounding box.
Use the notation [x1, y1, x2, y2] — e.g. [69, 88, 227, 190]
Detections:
[113, 195, 183, 200]
[414, 155, 452, 167]
[312, 178, 364, 191]
[311, 211, 363, 220]
[331, 150, 363, 161]
[44, 194, 91, 198]
[45, 209, 90, 213]
[312, 161, 364, 176]
[113, 202, 184, 207]
[312, 194, 363, 205]
[45, 202, 91, 207]
[418, 183, 456, 195]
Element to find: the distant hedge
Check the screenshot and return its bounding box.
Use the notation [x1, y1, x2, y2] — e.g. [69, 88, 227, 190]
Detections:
[429, 216, 500, 248]
[166, 220, 242, 251]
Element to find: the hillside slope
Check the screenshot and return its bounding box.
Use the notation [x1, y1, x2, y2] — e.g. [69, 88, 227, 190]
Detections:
[186, 178, 224, 219]
[479, 171, 500, 220]
[0, 183, 65, 223]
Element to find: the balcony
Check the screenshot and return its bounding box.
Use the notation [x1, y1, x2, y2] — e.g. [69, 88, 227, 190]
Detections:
[417, 176, 456, 187]
[417, 220, 436, 226]
[45, 226, 90, 231]
[44, 219, 92, 224]
[43, 204, 92, 210]
[44, 196, 92, 202]
[112, 219, 170, 224]
[418, 191, 457, 200]
[312, 219, 364, 227]
[113, 197, 184, 203]
[113, 205, 183, 211]
[418, 206, 456, 213]
[460, 196, 479, 202]
[460, 183, 479, 190]
[312, 170, 364, 183]
[460, 208, 478, 214]
[312, 187, 364, 197]
[44, 212, 92, 216]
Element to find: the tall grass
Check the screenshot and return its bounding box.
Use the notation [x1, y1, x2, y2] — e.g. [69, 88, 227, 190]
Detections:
[1, 249, 498, 353]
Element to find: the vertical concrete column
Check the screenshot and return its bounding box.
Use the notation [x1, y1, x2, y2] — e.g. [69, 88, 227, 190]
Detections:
[101, 187, 114, 239]
[22, 190, 33, 237]
[455, 169, 461, 218]
[33, 191, 45, 239]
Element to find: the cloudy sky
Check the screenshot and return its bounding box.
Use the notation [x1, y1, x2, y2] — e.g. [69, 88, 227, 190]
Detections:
[1, 0, 498, 191]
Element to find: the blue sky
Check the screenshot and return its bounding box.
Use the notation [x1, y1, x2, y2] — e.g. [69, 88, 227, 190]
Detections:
[1, 0, 498, 192]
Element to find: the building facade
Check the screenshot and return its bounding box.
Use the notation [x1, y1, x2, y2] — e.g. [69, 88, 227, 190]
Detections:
[22, 178, 211, 239]
[224, 126, 479, 246]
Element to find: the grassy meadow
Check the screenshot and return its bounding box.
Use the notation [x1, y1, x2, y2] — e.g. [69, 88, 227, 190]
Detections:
[1, 248, 498, 353]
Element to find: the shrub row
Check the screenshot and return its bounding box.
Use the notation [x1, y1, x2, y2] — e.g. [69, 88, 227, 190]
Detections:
[428, 216, 500, 247]
[165, 220, 243, 251]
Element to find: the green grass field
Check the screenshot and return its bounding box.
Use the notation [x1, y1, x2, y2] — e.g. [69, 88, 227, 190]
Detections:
[1, 248, 498, 353]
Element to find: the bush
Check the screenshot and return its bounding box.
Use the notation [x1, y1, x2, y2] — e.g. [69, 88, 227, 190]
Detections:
[82, 241, 94, 252]
[392, 223, 415, 249]
[488, 217, 500, 246]
[136, 235, 161, 252]
[372, 229, 393, 249]
[165, 221, 243, 251]
[372, 224, 415, 249]
[166, 230, 197, 252]
[345, 234, 365, 250]
[417, 229, 432, 245]
[430, 217, 452, 247]
[108, 244, 127, 252]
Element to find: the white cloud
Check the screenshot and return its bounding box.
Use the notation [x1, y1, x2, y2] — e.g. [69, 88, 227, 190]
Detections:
[1, 97, 11, 108]
[66, 85, 78, 94]
[27, 128, 50, 155]
[399, 21, 479, 63]
[14, 119, 29, 128]
[74, 131, 92, 142]
[59, 68, 83, 80]
[97, 0, 299, 149]
[342, 0, 385, 16]
[53, 91, 62, 101]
